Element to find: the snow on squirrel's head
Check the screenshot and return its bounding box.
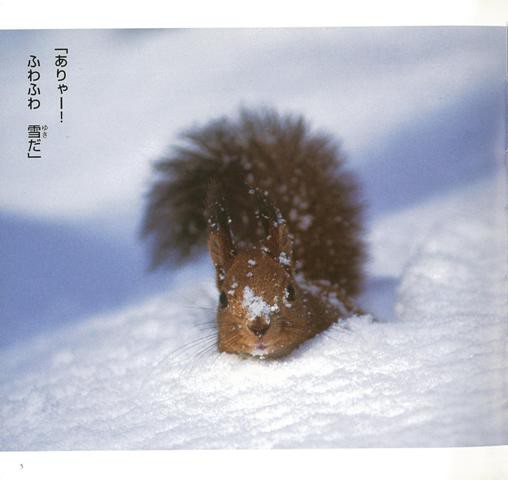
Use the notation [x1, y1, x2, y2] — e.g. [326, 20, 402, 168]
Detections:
[206, 183, 313, 359]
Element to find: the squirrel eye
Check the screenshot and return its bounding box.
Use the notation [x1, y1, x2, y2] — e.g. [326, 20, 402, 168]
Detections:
[219, 291, 228, 308]
[285, 284, 296, 302]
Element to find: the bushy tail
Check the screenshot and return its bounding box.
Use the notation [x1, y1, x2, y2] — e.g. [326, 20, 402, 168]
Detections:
[141, 107, 365, 297]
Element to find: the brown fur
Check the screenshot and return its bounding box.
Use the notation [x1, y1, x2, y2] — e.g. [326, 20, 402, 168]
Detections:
[142, 107, 367, 358]
[216, 251, 337, 358]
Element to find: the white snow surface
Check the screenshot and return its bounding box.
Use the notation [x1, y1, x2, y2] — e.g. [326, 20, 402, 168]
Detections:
[0, 178, 506, 449]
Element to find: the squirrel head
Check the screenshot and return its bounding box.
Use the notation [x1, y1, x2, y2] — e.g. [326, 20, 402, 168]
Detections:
[206, 184, 314, 358]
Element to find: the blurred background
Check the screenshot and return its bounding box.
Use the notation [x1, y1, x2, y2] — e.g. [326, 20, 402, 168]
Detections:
[0, 27, 504, 348]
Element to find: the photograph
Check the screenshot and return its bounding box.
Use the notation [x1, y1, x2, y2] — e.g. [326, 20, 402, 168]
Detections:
[0, 26, 506, 450]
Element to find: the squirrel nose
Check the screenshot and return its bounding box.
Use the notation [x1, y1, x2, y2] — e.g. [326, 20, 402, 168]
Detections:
[248, 317, 270, 337]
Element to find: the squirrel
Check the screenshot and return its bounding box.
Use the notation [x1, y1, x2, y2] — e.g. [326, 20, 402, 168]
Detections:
[142, 107, 366, 359]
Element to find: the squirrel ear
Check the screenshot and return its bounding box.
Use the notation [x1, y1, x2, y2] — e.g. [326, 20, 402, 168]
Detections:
[253, 189, 294, 272]
[265, 220, 294, 272]
[207, 229, 235, 288]
[205, 181, 236, 288]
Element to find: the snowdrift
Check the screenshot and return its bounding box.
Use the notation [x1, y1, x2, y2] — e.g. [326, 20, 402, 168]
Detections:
[0, 177, 506, 449]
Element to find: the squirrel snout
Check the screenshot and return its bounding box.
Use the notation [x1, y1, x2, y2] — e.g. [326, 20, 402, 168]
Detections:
[247, 317, 270, 337]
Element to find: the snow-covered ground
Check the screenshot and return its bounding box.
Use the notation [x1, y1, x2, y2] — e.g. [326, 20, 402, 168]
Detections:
[1, 175, 506, 449]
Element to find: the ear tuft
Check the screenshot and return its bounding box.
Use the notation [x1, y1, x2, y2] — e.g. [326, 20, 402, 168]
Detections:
[266, 221, 294, 272]
[205, 180, 236, 287]
[253, 188, 294, 272]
